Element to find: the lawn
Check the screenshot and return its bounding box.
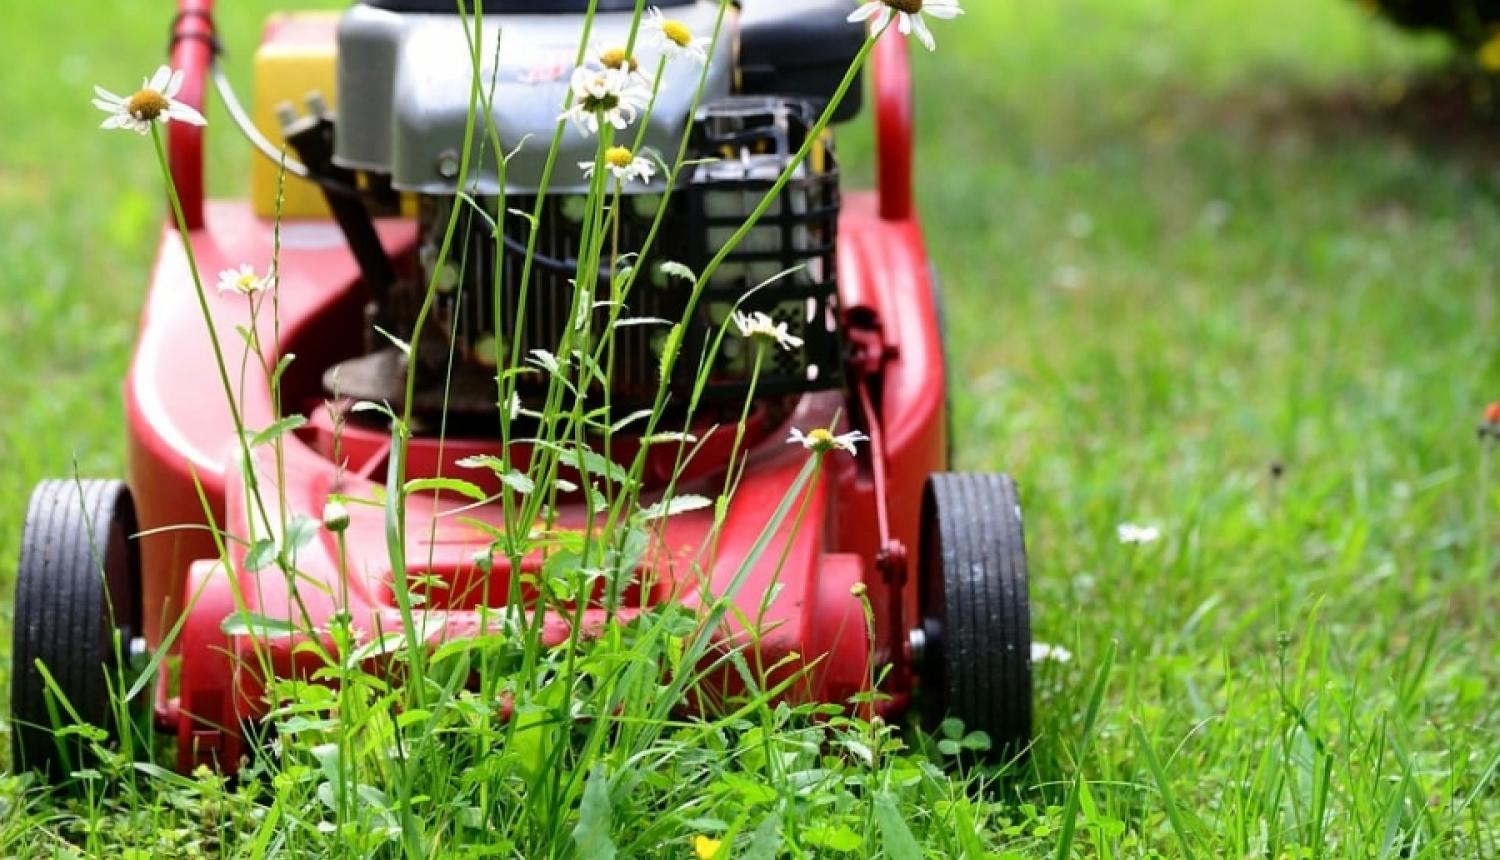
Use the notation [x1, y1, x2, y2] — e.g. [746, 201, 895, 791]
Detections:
[3, 0, 1498, 856]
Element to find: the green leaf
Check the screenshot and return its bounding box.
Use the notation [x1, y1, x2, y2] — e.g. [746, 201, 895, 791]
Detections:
[501, 470, 535, 495]
[220, 612, 298, 639]
[1133, 720, 1199, 860]
[286, 514, 320, 553]
[396, 708, 433, 729]
[245, 538, 278, 572]
[351, 400, 395, 420]
[536, 441, 634, 487]
[742, 813, 783, 860]
[659, 260, 697, 285]
[373, 325, 411, 356]
[572, 766, 616, 860]
[636, 494, 713, 521]
[940, 717, 964, 740]
[874, 792, 923, 860]
[404, 477, 488, 501]
[270, 353, 296, 389]
[960, 730, 992, 751]
[249, 415, 307, 448]
[528, 349, 562, 375]
[659, 323, 683, 383]
[804, 825, 863, 852]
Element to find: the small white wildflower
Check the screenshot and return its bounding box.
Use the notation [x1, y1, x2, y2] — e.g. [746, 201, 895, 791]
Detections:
[788, 427, 868, 456]
[1117, 523, 1161, 545]
[733, 310, 804, 352]
[1031, 641, 1073, 664]
[560, 66, 650, 137]
[580, 145, 657, 185]
[216, 264, 270, 296]
[322, 500, 351, 533]
[93, 65, 207, 134]
[847, 0, 964, 52]
[648, 7, 710, 64]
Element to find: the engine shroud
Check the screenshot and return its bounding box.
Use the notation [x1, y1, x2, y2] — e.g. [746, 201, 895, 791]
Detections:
[334, 1, 732, 194]
[326, 97, 846, 420]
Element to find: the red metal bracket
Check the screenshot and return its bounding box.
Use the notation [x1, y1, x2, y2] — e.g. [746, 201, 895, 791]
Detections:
[847, 314, 913, 687]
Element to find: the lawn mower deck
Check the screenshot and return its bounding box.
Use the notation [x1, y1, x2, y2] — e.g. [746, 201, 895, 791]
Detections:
[9, 0, 1034, 778]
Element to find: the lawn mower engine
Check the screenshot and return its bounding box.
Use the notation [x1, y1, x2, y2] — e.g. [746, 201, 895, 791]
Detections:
[291, 0, 852, 427]
[9, 0, 1038, 781]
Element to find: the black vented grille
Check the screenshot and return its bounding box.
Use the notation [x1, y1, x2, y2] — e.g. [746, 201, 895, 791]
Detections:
[410, 96, 843, 414]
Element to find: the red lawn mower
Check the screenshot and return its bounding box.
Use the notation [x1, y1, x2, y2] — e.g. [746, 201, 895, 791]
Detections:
[9, 0, 1032, 778]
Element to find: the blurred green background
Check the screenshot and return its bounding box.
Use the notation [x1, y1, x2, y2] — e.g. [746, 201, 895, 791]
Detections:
[3, 0, 1499, 853]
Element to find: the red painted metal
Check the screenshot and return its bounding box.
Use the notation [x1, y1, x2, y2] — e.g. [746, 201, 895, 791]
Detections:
[167, 0, 214, 231]
[874, 28, 914, 222]
[122, 16, 944, 773]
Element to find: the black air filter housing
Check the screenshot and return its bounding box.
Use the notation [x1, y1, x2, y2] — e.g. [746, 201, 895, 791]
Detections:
[736, 0, 867, 123]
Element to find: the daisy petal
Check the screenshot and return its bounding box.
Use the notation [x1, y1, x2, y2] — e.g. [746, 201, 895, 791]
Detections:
[148, 65, 172, 93]
[167, 103, 207, 126]
[911, 16, 936, 50]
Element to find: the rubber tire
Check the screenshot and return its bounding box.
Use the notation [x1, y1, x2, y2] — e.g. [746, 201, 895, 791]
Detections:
[9, 479, 142, 780]
[918, 472, 1033, 759]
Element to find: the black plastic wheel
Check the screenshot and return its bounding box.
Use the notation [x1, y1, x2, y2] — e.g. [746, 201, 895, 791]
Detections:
[9, 479, 143, 779]
[917, 472, 1033, 759]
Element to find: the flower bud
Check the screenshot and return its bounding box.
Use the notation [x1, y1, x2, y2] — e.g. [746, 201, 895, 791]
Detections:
[322, 500, 351, 533]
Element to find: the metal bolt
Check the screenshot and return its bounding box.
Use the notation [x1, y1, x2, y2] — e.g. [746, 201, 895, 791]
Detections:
[274, 101, 299, 133]
[304, 90, 329, 118]
[907, 627, 927, 663]
[436, 149, 461, 179]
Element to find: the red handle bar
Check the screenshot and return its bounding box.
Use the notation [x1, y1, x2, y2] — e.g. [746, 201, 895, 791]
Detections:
[168, 0, 215, 231]
[873, 28, 914, 222]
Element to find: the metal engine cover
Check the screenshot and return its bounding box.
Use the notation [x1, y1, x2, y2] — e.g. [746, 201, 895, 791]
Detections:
[334, 1, 733, 194]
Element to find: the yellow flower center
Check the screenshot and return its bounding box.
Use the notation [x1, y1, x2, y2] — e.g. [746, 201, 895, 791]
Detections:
[605, 146, 634, 169]
[236, 273, 259, 292]
[808, 428, 835, 445]
[662, 19, 694, 48]
[886, 0, 924, 13]
[600, 47, 639, 72]
[126, 89, 170, 121]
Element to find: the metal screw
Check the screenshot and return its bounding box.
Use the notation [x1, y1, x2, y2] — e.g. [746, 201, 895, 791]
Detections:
[907, 627, 927, 663]
[436, 149, 461, 179]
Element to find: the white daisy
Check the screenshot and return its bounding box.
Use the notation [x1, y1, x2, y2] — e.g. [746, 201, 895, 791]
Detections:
[596, 43, 655, 86]
[559, 67, 651, 137]
[93, 65, 207, 135]
[1117, 523, 1161, 545]
[846, 0, 965, 52]
[1031, 641, 1074, 664]
[580, 145, 657, 185]
[216, 264, 270, 296]
[788, 427, 869, 456]
[648, 7, 711, 65]
[733, 310, 803, 352]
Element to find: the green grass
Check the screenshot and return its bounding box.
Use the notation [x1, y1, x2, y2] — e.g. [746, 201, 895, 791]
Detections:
[4, 0, 1500, 856]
